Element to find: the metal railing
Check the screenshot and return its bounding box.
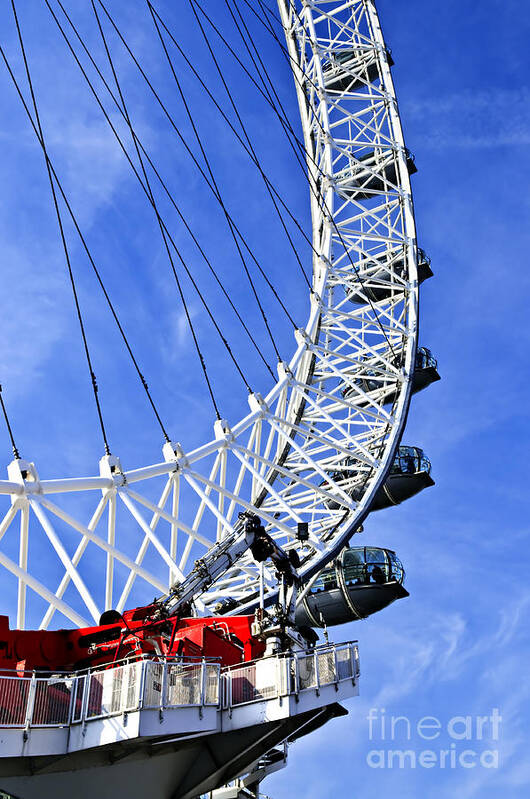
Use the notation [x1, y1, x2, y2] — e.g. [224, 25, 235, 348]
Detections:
[0, 658, 219, 729]
[0, 642, 359, 729]
[223, 642, 359, 707]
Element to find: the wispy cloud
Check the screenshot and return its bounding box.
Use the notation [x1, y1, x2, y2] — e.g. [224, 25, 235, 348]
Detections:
[403, 88, 530, 149]
[0, 242, 68, 397]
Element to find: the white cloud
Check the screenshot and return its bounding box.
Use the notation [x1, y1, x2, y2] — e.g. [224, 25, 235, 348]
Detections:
[403, 88, 530, 149]
[0, 243, 68, 397]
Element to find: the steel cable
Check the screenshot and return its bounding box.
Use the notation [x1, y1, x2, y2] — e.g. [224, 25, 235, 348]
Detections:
[11, 0, 111, 454]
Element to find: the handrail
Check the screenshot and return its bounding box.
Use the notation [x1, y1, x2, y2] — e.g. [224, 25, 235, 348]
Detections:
[0, 652, 221, 679]
[0, 642, 359, 730]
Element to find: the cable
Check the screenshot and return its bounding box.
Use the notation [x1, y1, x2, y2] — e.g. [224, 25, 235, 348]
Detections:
[10, 0, 111, 454]
[191, 0, 310, 290]
[51, 0, 276, 382]
[0, 386, 20, 460]
[99, 0, 300, 330]
[149, 0, 399, 362]
[91, 0, 223, 418]
[45, 0, 264, 397]
[247, 0, 284, 43]
[146, 0, 283, 362]
[255, 0, 282, 26]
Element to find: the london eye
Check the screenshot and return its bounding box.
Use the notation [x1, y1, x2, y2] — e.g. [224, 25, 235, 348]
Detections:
[0, 2, 437, 797]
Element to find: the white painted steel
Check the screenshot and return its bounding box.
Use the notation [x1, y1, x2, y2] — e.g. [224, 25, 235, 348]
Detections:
[0, 0, 419, 627]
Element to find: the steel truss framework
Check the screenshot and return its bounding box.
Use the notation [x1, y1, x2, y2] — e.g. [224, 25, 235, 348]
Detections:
[0, 0, 419, 629]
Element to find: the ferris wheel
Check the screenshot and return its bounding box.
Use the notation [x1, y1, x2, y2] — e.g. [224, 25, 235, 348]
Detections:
[0, 0, 429, 631]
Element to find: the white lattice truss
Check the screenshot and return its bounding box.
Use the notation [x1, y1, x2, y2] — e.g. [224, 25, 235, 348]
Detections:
[0, 0, 419, 629]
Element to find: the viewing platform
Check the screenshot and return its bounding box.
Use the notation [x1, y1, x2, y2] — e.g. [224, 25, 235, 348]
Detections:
[0, 642, 359, 799]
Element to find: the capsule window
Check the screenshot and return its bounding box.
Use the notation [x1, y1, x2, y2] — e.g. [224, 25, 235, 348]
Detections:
[310, 566, 338, 593]
[388, 550, 405, 582]
[416, 347, 437, 370]
[391, 446, 429, 475]
[342, 548, 365, 585]
[342, 547, 389, 585]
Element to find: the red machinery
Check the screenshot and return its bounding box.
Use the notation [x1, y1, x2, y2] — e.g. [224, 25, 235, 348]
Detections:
[0, 606, 266, 674]
[0, 515, 299, 675]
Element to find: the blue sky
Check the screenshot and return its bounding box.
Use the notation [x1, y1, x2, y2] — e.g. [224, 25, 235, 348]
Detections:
[0, 1, 529, 797]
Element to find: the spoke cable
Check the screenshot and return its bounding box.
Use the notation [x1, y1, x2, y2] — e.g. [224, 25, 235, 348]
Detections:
[51, 0, 276, 381]
[45, 0, 264, 398]
[98, 0, 300, 330]
[0, 386, 21, 460]
[190, 0, 310, 290]
[0, 45, 173, 441]
[146, 0, 282, 362]
[10, 0, 111, 454]
[91, 0, 224, 417]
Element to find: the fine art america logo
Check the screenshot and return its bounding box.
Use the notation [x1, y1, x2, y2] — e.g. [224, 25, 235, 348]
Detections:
[366, 708, 501, 769]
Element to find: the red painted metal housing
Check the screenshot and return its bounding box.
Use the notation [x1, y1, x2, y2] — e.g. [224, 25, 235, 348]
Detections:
[0, 606, 265, 674]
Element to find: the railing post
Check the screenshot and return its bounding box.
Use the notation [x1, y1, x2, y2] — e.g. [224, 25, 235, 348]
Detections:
[279, 656, 287, 698]
[293, 654, 299, 702]
[314, 651, 320, 697]
[81, 670, 91, 735]
[200, 660, 206, 705]
[333, 646, 339, 691]
[350, 643, 360, 684]
[138, 659, 147, 710]
[199, 659, 205, 719]
[159, 660, 167, 721]
[23, 673, 37, 736]
[67, 676, 76, 724]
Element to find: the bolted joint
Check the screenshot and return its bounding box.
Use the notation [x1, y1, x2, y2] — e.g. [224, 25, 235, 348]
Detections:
[162, 441, 187, 468]
[214, 419, 232, 442]
[294, 328, 312, 349]
[276, 362, 293, 383]
[247, 393, 269, 415]
[99, 454, 125, 491]
[7, 459, 41, 499]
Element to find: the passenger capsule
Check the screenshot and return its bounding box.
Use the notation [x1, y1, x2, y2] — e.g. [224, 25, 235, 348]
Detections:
[322, 445, 434, 511]
[369, 445, 434, 510]
[322, 47, 394, 93]
[295, 546, 408, 627]
[417, 248, 434, 283]
[336, 147, 416, 201]
[342, 346, 441, 406]
[346, 246, 433, 304]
